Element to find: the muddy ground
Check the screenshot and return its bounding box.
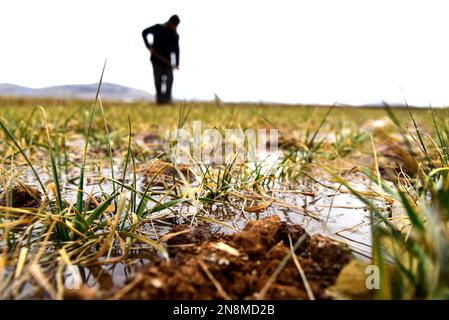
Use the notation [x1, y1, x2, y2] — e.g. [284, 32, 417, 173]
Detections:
[65, 216, 353, 300]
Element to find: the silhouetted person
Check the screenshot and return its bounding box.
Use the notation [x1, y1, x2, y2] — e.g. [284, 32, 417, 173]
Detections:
[142, 15, 180, 105]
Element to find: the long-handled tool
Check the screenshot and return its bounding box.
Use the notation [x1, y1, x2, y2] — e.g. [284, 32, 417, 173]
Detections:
[150, 48, 174, 68]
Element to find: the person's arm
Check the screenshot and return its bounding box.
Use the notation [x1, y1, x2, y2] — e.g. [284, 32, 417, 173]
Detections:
[174, 34, 180, 68]
[142, 25, 157, 49]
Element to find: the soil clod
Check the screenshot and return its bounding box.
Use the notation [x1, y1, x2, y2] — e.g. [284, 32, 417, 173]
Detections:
[0, 183, 42, 208]
[108, 216, 353, 300]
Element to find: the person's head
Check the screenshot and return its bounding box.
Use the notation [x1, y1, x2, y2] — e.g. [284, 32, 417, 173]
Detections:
[167, 14, 180, 31]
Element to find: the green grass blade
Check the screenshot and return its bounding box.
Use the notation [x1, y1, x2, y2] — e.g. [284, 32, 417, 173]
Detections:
[141, 198, 189, 219]
[75, 61, 107, 218]
[86, 192, 117, 226]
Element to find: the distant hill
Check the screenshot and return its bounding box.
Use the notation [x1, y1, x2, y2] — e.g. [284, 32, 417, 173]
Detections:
[0, 83, 154, 102]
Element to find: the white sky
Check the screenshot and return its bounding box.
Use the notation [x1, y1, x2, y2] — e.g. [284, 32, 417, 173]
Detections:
[1, 0, 449, 105]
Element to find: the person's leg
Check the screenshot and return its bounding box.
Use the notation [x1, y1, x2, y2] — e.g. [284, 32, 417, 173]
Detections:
[161, 75, 167, 96]
[164, 65, 174, 103]
[152, 62, 163, 104]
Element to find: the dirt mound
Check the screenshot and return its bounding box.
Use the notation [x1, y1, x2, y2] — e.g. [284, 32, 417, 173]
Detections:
[0, 184, 42, 208]
[107, 216, 353, 300]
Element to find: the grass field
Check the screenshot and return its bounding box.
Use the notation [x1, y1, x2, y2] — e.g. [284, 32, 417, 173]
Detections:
[1, 95, 449, 299]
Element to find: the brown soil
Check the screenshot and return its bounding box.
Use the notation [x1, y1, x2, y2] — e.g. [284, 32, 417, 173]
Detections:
[0, 184, 42, 208]
[103, 216, 352, 300]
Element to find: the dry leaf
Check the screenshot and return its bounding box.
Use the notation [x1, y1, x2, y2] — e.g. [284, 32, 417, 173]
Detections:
[326, 260, 374, 300]
[160, 228, 193, 243]
[244, 200, 274, 213]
